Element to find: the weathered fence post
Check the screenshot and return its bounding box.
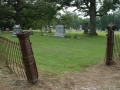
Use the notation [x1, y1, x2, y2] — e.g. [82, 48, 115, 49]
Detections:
[106, 23, 116, 65]
[17, 32, 38, 83]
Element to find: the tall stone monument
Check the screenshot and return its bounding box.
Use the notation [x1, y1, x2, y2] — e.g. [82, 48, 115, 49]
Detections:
[54, 25, 65, 37]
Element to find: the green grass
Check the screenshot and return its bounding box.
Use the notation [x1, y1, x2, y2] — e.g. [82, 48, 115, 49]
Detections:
[1, 30, 119, 75]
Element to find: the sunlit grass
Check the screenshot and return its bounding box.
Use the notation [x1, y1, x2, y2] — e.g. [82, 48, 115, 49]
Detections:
[1, 30, 120, 75]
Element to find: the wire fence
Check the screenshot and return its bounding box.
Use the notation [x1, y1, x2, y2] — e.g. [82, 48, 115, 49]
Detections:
[0, 36, 26, 78]
[113, 34, 120, 66]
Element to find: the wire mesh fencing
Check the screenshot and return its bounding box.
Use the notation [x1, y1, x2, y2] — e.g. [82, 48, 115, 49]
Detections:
[0, 36, 26, 78]
[113, 34, 120, 66]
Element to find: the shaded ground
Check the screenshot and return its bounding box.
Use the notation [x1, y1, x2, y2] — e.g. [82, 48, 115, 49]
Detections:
[1, 61, 120, 90]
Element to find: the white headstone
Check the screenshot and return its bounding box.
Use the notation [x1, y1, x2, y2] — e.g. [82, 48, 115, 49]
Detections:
[105, 29, 107, 32]
[29, 27, 33, 35]
[42, 27, 45, 31]
[119, 29, 120, 31]
[99, 28, 101, 32]
[88, 29, 90, 32]
[29, 28, 32, 31]
[42, 27, 47, 36]
[79, 25, 82, 30]
[54, 25, 65, 37]
[6, 28, 9, 32]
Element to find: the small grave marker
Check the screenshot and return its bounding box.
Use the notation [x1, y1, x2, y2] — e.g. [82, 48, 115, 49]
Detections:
[29, 28, 33, 35]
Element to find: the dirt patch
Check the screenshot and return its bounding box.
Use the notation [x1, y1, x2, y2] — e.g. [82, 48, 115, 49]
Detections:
[1, 62, 120, 90]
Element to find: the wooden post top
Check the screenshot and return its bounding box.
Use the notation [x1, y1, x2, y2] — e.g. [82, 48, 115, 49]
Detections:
[17, 32, 30, 39]
[107, 23, 116, 31]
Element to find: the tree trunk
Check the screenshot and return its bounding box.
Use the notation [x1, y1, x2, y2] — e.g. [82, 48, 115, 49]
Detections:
[47, 21, 52, 33]
[83, 22, 88, 34]
[89, 0, 97, 35]
[16, 12, 20, 25]
[15, 0, 20, 25]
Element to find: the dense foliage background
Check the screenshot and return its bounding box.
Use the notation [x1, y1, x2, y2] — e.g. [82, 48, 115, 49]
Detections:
[0, 0, 120, 32]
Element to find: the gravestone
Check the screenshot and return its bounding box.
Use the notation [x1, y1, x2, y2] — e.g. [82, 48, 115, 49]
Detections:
[88, 29, 90, 33]
[6, 28, 9, 33]
[54, 25, 65, 37]
[42, 27, 47, 36]
[105, 28, 107, 32]
[48, 26, 53, 33]
[29, 28, 33, 35]
[12, 25, 22, 37]
[99, 28, 102, 32]
[119, 28, 120, 31]
[69, 27, 72, 30]
[69, 27, 73, 32]
[79, 25, 82, 30]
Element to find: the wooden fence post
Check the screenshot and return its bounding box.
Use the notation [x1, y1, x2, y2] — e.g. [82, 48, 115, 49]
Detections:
[17, 32, 38, 83]
[106, 23, 116, 65]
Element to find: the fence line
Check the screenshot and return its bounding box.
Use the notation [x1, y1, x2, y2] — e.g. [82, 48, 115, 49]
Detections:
[0, 36, 26, 78]
[113, 35, 120, 66]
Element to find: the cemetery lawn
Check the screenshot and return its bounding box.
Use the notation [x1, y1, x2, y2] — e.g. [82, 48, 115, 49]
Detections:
[2, 30, 119, 75]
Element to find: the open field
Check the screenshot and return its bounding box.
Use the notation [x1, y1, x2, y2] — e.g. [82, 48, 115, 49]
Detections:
[0, 30, 111, 75]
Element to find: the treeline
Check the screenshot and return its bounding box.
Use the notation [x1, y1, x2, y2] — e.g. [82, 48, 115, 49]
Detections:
[59, 11, 120, 31]
[97, 11, 120, 30]
[0, 10, 120, 31]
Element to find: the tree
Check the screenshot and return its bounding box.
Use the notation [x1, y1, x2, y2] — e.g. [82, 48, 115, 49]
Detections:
[0, 0, 29, 24]
[113, 10, 120, 30]
[71, 13, 83, 30]
[41, 2, 60, 32]
[60, 12, 73, 29]
[100, 15, 108, 30]
[0, 0, 60, 28]
[72, 0, 119, 35]
[46, 0, 119, 35]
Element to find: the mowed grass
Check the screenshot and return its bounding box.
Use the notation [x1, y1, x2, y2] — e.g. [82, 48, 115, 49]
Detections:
[1, 30, 119, 75]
